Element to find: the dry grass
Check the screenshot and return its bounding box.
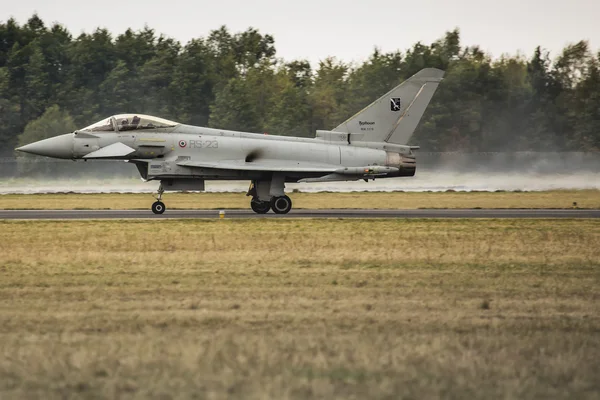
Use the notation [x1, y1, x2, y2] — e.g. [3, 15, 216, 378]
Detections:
[0, 219, 599, 399]
[1, 189, 599, 210]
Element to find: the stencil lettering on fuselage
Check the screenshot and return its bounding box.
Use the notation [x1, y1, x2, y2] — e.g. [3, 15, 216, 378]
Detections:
[189, 140, 218, 149]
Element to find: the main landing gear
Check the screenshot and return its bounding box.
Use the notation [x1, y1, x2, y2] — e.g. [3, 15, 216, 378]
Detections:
[247, 180, 293, 214]
[152, 184, 166, 214]
[249, 195, 292, 214]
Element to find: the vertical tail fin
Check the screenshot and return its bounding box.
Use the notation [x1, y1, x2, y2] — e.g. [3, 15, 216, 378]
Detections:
[333, 68, 444, 145]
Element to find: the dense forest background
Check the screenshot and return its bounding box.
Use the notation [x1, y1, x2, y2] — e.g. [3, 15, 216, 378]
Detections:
[1, 14, 599, 158]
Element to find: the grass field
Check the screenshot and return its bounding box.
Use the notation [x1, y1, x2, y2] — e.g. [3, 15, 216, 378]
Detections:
[0, 218, 599, 399]
[1, 189, 599, 210]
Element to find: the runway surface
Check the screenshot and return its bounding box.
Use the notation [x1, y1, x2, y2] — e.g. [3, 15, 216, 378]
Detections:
[0, 209, 599, 220]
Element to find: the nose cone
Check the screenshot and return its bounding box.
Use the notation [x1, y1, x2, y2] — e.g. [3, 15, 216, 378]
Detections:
[16, 134, 74, 159]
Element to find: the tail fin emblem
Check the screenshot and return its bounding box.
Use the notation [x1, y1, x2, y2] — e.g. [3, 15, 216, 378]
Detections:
[390, 97, 401, 111]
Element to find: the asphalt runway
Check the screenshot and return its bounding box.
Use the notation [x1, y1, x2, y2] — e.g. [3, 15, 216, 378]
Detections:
[0, 209, 599, 220]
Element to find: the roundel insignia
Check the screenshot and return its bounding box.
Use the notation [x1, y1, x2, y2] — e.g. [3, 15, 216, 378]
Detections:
[178, 140, 187, 148]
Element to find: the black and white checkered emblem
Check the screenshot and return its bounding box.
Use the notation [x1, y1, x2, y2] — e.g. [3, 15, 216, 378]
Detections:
[390, 97, 401, 111]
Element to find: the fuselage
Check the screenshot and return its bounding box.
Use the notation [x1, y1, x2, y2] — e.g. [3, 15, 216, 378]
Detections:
[24, 122, 416, 183]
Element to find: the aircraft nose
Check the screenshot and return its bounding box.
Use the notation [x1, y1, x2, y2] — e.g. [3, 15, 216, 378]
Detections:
[16, 133, 74, 159]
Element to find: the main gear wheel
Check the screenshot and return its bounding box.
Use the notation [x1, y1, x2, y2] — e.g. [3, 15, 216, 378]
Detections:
[270, 195, 292, 214]
[250, 199, 271, 214]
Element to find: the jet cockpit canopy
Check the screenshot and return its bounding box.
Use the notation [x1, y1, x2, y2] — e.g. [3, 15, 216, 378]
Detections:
[81, 114, 179, 132]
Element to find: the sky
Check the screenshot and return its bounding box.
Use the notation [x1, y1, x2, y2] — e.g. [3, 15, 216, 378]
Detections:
[3, 0, 599, 66]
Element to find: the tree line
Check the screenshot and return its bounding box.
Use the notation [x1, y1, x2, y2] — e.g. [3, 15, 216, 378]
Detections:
[1, 14, 599, 157]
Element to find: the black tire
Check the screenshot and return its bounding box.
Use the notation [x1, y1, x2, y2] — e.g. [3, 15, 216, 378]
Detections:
[152, 201, 166, 214]
[250, 199, 270, 214]
[271, 195, 292, 214]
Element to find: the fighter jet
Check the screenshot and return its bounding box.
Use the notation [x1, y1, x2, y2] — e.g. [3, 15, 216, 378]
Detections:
[16, 68, 444, 214]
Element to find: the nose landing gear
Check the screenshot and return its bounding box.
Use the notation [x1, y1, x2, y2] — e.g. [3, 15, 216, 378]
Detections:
[152, 184, 166, 214]
[152, 201, 165, 214]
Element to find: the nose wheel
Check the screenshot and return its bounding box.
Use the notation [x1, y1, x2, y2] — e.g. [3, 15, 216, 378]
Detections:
[152, 201, 166, 214]
[152, 184, 166, 214]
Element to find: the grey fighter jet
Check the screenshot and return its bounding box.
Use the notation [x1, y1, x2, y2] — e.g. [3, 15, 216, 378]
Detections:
[16, 68, 444, 214]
